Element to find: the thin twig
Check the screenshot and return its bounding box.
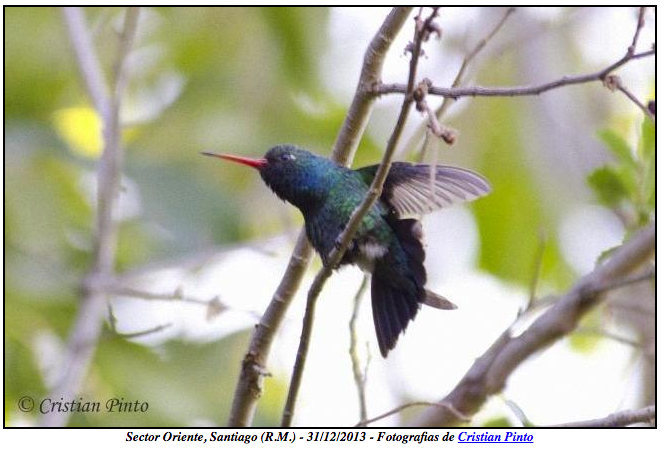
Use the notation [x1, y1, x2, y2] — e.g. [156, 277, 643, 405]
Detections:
[41, 7, 140, 428]
[412, 8, 514, 201]
[447, 7, 516, 94]
[415, 84, 458, 145]
[111, 286, 222, 306]
[411, 223, 654, 426]
[281, 8, 441, 428]
[628, 7, 646, 56]
[448, 7, 516, 94]
[551, 405, 654, 427]
[374, 50, 653, 98]
[402, 8, 650, 160]
[114, 323, 173, 340]
[108, 286, 262, 320]
[414, 7, 516, 161]
[106, 303, 172, 339]
[227, 7, 413, 427]
[616, 80, 655, 122]
[603, 8, 655, 121]
[574, 326, 643, 349]
[349, 274, 370, 422]
[356, 401, 470, 427]
[503, 398, 534, 427]
[524, 232, 547, 314]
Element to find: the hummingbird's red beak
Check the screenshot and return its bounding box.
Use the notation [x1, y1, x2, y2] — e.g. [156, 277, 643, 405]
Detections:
[201, 152, 267, 169]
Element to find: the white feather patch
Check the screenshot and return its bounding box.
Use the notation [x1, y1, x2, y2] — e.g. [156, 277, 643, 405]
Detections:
[360, 241, 388, 260]
[356, 241, 388, 272]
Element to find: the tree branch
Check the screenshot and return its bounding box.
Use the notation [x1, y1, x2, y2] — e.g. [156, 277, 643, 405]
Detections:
[374, 50, 653, 99]
[41, 7, 140, 427]
[61, 7, 109, 116]
[552, 405, 654, 427]
[330, 7, 415, 166]
[108, 286, 261, 320]
[414, 84, 458, 145]
[413, 7, 515, 160]
[227, 7, 413, 427]
[227, 232, 313, 426]
[612, 77, 655, 122]
[281, 8, 441, 427]
[410, 223, 654, 426]
[627, 7, 647, 57]
[349, 274, 370, 422]
[356, 401, 469, 427]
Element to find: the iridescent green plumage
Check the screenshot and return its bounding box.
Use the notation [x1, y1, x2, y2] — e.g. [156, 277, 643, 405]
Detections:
[204, 144, 491, 357]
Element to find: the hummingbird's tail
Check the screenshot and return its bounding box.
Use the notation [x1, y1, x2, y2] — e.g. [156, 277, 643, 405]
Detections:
[371, 267, 419, 358]
[423, 289, 457, 310]
[370, 218, 456, 357]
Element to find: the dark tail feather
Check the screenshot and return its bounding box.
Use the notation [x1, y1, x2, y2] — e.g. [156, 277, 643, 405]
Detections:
[423, 289, 457, 310]
[391, 218, 426, 289]
[371, 217, 457, 357]
[371, 268, 419, 357]
[391, 218, 458, 310]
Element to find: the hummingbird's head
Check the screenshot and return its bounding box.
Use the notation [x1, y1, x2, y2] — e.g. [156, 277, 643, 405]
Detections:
[202, 144, 332, 212]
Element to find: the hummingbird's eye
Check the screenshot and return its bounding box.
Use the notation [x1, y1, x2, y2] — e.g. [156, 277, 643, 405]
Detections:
[279, 152, 295, 162]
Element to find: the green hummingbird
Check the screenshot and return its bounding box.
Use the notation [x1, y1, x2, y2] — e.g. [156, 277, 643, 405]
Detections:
[203, 145, 490, 357]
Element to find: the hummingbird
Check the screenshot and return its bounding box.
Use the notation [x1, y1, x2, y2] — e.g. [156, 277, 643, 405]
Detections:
[202, 145, 490, 357]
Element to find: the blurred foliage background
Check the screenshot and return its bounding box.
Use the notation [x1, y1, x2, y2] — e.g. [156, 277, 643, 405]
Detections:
[4, 7, 654, 427]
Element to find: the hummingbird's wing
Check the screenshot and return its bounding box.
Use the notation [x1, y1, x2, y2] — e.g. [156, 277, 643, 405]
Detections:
[356, 162, 491, 218]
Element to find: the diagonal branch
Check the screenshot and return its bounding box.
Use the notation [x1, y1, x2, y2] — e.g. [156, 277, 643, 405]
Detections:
[227, 7, 413, 427]
[551, 405, 654, 427]
[41, 7, 140, 427]
[614, 78, 655, 122]
[356, 400, 469, 427]
[414, 7, 515, 160]
[410, 223, 654, 426]
[281, 7, 441, 427]
[61, 7, 109, 116]
[627, 7, 647, 56]
[330, 8, 416, 166]
[440, 7, 516, 108]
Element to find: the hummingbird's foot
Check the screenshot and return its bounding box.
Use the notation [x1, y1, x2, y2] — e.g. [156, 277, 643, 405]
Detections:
[323, 252, 342, 271]
[334, 235, 357, 254]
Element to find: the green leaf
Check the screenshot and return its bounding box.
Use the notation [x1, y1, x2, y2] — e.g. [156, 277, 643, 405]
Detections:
[482, 416, 513, 427]
[638, 117, 655, 162]
[595, 244, 620, 265]
[259, 7, 328, 90]
[587, 166, 629, 206]
[597, 129, 635, 167]
[569, 310, 603, 353]
[569, 332, 602, 353]
[472, 92, 571, 288]
[640, 118, 655, 210]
